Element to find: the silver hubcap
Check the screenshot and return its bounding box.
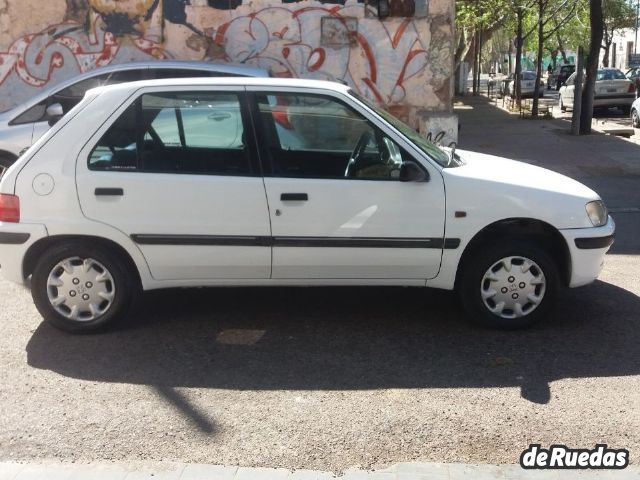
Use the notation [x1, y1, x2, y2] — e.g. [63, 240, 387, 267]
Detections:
[480, 256, 546, 319]
[47, 257, 115, 322]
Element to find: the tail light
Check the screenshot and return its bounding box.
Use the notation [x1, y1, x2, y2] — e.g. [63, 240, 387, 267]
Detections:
[0, 194, 20, 222]
[629, 83, 636, 93]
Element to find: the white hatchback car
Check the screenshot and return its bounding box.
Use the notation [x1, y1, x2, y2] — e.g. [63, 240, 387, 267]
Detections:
[0, 78, 614, 332]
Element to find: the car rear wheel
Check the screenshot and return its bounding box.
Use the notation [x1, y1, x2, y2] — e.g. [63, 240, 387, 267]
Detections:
[31, 242, 137, 333]
[632, 108, 640, 128]
[459, 240, 559, 329]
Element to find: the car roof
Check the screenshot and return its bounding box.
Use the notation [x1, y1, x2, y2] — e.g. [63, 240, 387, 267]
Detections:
[87, 77, 352, 96]
[1, 61, 269, 117]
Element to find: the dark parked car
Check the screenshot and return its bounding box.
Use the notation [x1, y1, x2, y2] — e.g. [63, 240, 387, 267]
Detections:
[625, 66, 640, 94]
[550, 64, 575, 90]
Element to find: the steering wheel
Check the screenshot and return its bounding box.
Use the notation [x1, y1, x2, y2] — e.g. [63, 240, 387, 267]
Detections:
[344, 131, 372, 178]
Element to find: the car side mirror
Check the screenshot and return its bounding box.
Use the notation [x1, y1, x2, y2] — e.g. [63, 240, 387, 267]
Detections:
[45, 103, 64, 126]
[399, 161, 428, 182]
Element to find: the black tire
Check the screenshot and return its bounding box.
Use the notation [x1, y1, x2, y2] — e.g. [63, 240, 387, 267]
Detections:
[621, 105, 631, 115]
[632, 109, 640, 128]
[559, 97, 566, 112]
[458, 240, 559, 330]
[31, 241, 137, 333]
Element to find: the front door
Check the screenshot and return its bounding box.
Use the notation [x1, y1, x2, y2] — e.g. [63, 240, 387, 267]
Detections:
[76, 87, 271, 281]
[249, 90, 446, 280]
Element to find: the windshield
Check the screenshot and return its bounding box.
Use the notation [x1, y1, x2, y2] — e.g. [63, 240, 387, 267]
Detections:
[349, 90, 457, 167]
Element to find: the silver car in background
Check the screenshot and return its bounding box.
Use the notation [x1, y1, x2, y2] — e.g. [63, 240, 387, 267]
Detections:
[559, 68, 636, 113]
[505, 71, 545, 98]
[0, 60, 268, 175]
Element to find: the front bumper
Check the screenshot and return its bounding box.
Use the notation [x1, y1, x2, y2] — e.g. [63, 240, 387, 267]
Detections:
[0, 222, 48, 284]
[559, 216, 616, 288]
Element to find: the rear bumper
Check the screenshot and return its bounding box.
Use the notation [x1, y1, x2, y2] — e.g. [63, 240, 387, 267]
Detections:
[0, 222, 48, 284]
[593, 94, 635, 107]
[559, 216, 615, 288]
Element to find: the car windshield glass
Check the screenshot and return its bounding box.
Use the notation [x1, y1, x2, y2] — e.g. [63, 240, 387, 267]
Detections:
[522, 72, 536, 80]
[349, 90, 456, 167]
[597, 69, 626, 80]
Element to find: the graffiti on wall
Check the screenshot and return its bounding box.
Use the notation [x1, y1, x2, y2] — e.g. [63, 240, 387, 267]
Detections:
[0, 0, 452, 115]
[210, 4, 449, 106]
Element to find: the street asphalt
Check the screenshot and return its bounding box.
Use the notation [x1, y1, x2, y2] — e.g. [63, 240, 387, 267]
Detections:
[0, 96, 639, 473]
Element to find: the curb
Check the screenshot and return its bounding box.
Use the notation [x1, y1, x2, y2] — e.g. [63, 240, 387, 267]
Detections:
[1, 461, 639, 480]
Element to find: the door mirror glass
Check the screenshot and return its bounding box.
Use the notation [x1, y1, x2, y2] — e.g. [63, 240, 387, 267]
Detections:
[399, 160, 428, 182]
[45, 103, 64, 125]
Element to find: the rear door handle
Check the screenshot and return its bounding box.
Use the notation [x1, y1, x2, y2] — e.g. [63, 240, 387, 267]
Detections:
[95, 188, 124, 196]
[280, 193, 308, 201]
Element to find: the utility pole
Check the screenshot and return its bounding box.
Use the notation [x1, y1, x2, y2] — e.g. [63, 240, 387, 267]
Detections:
[636, 0, 639, 53]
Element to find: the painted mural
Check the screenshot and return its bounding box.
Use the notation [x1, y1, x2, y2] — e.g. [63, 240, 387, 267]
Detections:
[0, 0, 453, 125]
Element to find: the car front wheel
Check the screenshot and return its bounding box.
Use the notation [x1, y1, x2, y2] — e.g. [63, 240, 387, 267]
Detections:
[632, 108, 640, 128]
[459, 240, 559, 329]
[559, 97, 566, 112]
[31, 242, 137, 333]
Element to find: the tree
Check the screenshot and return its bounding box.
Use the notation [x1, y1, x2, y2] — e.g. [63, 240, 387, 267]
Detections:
[580, 0, 604, 134]
[454, 0, 509, 94]
[530, 0, 580, 116]
[601, 0, 637, 67]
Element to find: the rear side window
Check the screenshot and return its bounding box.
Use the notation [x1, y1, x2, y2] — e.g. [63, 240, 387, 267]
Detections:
[88, 91, 252, 176]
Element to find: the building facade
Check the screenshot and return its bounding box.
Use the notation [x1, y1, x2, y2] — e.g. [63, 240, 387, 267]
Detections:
[0, 0, 456, 143]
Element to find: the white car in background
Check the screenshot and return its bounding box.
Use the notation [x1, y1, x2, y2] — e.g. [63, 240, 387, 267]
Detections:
[0, 60, 268, 176]
[629, 96, 640, 127]
[0, 78, 614, 333]
[559, 68, 636, 113]
[506, 71, 545, 98]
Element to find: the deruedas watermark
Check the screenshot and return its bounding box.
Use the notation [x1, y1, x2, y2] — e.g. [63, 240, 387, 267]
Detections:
[520, 444, 629, 469]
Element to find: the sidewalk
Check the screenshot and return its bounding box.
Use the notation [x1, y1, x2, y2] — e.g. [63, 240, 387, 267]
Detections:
[2, 461, 639, 480]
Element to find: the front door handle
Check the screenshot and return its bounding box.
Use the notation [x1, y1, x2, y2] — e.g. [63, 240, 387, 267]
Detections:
[281, 193, 308, 201]
[95, 187, 124, 196]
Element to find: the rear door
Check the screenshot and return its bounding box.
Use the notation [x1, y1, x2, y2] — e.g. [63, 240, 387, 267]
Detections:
[521, 72, 535, 94]
[76, 87, 272, 281]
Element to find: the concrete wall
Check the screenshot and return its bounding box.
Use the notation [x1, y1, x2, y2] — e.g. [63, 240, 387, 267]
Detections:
[0, 0, 455, 136]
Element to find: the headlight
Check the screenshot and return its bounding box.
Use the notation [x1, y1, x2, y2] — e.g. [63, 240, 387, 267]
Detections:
[585, 200, 608, 227]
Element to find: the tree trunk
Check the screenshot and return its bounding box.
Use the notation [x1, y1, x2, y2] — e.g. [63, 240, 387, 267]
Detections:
[580, 0, 604, 135]
[515, 11, 524, 106]
[602, 41, 611, 67]
[532, 0, 544, 116]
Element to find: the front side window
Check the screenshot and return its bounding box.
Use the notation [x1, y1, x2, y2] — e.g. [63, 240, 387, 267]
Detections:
[89, 91, 251, 176]
[255, 93, 413, 180]
[349, 90, 454, 167]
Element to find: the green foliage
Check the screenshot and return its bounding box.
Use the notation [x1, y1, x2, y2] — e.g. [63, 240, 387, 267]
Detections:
[603, 0, 637, 34]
